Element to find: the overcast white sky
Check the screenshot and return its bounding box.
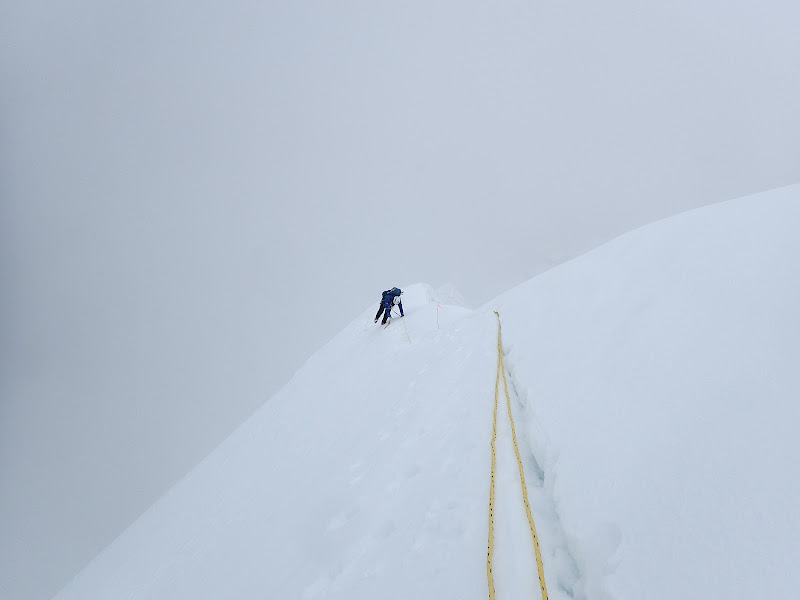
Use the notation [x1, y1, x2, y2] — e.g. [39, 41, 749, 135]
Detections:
[2, 2, 799, 599]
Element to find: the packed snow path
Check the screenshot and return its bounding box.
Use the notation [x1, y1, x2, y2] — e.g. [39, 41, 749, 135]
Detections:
[488, 311, 549, 600]
[489, 312, 581, 600]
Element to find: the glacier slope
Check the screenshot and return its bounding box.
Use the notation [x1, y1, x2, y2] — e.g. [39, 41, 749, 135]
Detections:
[55, 184, 800, 600]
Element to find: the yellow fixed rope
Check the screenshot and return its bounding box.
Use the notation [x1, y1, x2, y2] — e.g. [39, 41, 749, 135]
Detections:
[487, 311, 549, 600]
[487, 338, 500, 600]
[391, 308, 412, 343]
[401, 314, 412, 344]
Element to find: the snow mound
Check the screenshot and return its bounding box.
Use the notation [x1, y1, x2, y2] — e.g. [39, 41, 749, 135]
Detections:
[434, 282, 469, 308]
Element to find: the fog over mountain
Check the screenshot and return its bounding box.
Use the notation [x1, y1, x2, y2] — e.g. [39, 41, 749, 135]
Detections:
[2, 2, 799, 599]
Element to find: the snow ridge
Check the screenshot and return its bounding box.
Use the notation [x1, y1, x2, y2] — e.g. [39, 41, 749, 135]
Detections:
[53, 185, 800, 600]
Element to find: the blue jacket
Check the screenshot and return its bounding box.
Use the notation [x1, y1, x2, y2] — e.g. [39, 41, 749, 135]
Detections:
[382, 288, 403, 314]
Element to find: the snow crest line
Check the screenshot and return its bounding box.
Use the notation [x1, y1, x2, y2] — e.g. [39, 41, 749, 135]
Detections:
[487, 311, 549, 600]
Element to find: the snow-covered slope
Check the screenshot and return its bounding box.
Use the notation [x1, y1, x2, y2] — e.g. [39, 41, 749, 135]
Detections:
[54, 185, 800, 600]
[488, 185, 800, 599]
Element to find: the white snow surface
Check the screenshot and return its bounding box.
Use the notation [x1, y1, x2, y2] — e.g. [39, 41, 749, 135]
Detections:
[54, 186, 800, 600]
